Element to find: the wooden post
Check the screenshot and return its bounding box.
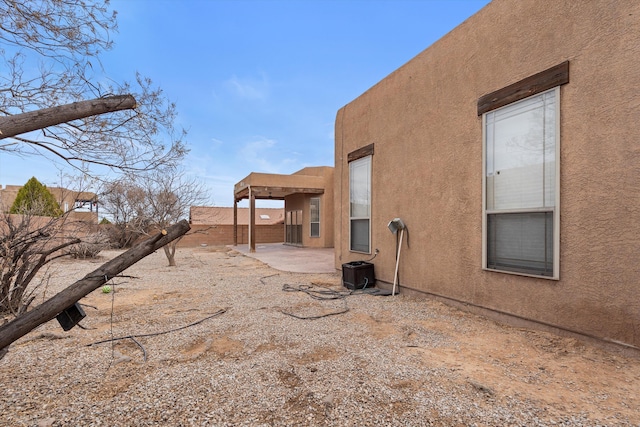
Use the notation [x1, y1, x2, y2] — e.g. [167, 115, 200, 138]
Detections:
[249, 187, 256, 253]
[233, 200, 238, 246]
[0, 219, 190, 354]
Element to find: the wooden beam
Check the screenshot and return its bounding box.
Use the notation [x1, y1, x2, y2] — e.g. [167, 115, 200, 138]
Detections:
[348, 143, 375, 163]
[477, 61, 569, 116]
[235, 186, 324, 200]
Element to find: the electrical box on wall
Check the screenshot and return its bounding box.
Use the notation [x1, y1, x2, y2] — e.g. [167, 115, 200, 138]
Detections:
[342, 261, 376, 290]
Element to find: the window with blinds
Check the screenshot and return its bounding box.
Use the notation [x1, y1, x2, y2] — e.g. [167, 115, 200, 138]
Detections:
[483, 88, 559, 278]
[310, 197, 320, 237]
[349, 155, 371, 253]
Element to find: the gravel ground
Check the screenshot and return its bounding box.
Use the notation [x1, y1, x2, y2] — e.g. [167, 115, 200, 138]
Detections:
[1, 247, 639, 426]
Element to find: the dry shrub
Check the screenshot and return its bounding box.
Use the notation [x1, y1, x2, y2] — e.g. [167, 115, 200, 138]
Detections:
[66, 232, 110, 259]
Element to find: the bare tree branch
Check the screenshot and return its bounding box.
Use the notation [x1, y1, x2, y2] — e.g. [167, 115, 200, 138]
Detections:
[0, 95, 136, 139]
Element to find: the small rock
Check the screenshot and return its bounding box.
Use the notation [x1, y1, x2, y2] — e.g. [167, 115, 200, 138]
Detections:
[322, 394, 334, 405]
[37, 418, 55, 427]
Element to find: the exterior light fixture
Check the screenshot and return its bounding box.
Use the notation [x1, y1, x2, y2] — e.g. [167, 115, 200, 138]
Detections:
[387, 218, 406, 234]
[387, 218, 406, 296]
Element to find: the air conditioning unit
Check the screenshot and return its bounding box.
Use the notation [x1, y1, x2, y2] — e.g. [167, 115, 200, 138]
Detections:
[342, 261, 376, 290]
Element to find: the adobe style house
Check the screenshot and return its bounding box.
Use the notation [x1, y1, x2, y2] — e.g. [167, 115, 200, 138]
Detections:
[179, 206, 284, 247]
[0, 184, 99, 223]
[234, 166, 334, 252]
[335, 0, 640, 351]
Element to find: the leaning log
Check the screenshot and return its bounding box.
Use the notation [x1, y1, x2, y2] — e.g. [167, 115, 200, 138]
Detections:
[0, 219, 190, 354]
[0, 95, 136, 140]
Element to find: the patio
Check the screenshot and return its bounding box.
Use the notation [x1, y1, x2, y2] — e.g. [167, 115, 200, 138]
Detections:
[230, 243, 336, 274]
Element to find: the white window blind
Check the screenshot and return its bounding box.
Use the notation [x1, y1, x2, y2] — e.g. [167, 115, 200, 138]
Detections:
[310, 197, 320, 237]
[349, 156, 371, 253]
[484, 89, 559, 277]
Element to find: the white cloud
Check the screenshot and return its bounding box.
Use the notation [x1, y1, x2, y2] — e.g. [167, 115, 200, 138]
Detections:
[224, 72, 269, 100]
[241, 137, 276, 154]
[237, 137, 305, 175]
[239, 137, 279, 172]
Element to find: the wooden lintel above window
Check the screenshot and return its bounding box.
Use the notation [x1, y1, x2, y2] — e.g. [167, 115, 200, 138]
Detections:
[347, 143, 374, 162]
[477, 61, 569, 116]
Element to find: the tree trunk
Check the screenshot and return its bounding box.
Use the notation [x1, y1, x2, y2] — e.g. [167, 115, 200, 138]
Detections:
[163, 239, 179, 267]
[0, 219, 190, 353]
[0, 95, 136, 140]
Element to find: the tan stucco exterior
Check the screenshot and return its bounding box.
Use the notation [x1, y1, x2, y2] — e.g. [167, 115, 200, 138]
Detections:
[190, 206, 284, 226]
[234, 166, 334, 249]
[335, 0, 640, 350]
[285, 167, 334, 248]
[177, 206, 285, 247]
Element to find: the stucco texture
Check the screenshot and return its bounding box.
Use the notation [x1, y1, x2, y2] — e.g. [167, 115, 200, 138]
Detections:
[334, 0, 640, 349]
[283, 167, 334, 248]
[233, 166, 334, 249]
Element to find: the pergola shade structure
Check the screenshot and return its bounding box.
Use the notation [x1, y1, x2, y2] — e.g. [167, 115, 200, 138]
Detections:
[233, 171, 326, 252]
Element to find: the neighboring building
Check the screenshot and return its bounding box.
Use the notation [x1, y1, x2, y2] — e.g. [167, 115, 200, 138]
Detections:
[178, 206, 284, 247]
[0, 184, 98, 223]
[234, 166, 334, 251]
[335, 0, 640, 350]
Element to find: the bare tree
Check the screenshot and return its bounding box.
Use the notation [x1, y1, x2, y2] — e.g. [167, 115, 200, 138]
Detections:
[0, 205, 80, 316]
[0, 1, 193, 336]
[99, 179, 147, 248]
[0, 0, 187, 175]
[141, 171, 209, 266]
[101, 170, 209, 266]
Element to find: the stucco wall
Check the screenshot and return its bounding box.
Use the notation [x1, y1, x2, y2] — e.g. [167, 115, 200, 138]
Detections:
[283, 166, 335, 248]
[335, 0, 640, 349]
[320, 167, 335, 248]
[177, 224, 284, 247]
[284, 193, 323, 248]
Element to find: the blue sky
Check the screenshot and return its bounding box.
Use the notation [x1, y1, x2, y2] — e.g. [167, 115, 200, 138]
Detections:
[0, 0, 490, 208]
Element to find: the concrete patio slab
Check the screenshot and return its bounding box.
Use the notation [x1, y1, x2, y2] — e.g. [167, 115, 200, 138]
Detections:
[230, 243, 336, 274]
